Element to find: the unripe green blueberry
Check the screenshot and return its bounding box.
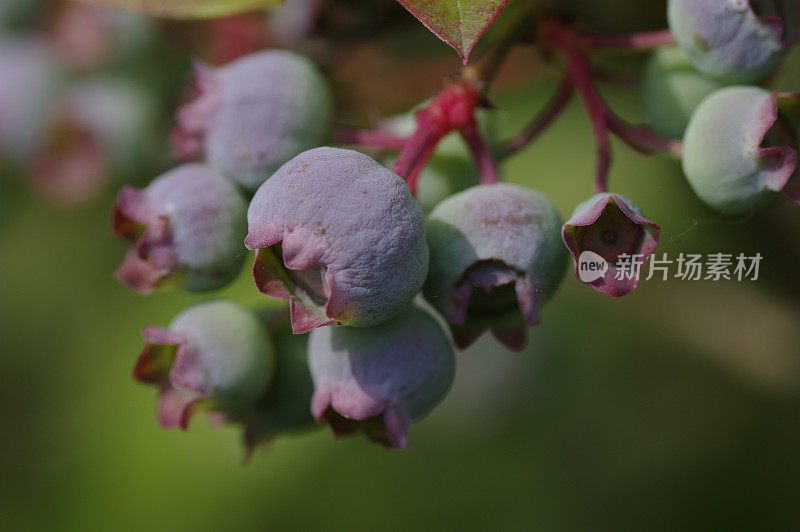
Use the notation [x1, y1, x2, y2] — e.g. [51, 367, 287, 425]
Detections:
[238, 308, 317, 450]
[423, 184, 567, 351]
[644, 44, 726, 139]
[668, 0, 792, 83]
[682, 86, 800, 214]
[134, 300, 275, 429]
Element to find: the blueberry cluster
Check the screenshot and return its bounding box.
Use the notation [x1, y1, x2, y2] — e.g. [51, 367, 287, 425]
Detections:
[117, 47, 579, 450]
[647, 0, 800, 213]
[117, 1, 800, 452]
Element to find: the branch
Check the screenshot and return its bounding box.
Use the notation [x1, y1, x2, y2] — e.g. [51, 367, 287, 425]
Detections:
[606, 113, 683, 157]
[583, 29, 674, 50]
[460, 120, 499, 184]
[565, 48, 611, 193]
[544, 19, 673, 52]
[500, 75, 574, 158]
[392, 83, 482, 194]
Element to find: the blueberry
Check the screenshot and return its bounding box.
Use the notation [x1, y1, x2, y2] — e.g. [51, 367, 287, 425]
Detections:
[562, 193, 660, 297]
[246, 147, 429, 334]
[644, 44, 726, 139]
[423, 184, 567, 351]
[172, 50, 333, 190]
[134, 300, 275, 429]
[112, 164, 248, 293]
[308, 305, 455, 449]
[682, 86, 800, 214]
[668, 0, 792, 83]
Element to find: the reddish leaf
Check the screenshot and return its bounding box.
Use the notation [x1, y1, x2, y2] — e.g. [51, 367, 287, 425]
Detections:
[397, 0, 510, 64]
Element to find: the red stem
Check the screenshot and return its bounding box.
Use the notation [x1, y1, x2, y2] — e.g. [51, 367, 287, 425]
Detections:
[565, 48, 611, 194]
[460, 120, 499, 185]
[544, 19, 673, 51]
[392, 83, 483, 194]
[391, 122, 444, 193]
[500, 75, 574, 158]
[584, 29, 674, 50]
[606, 113, 683, 157]
[335, 128, 407, 151]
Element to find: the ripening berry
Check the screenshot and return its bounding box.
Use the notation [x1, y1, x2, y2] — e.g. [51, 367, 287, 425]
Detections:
[644, 45, 726, 139]
[562, 193, 660, 297]
[0, 37, 61, 162]
[172, 50, 333, 190]
[111, 164, 248, 294]
[237, 308, 317, 450]
[668, 0, 794, 83]
[31, 77, 157, 207]
[423, 184, 567, 351]
[682, 86, 800, 214]
[245, 147, 429, 334]
[308, 305, 455, 449]
[133, 300, 275, 429]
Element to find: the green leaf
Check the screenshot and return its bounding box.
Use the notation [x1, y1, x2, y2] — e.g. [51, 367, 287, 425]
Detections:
[396, 0, 510, 64]
[74, 0, 282, 19]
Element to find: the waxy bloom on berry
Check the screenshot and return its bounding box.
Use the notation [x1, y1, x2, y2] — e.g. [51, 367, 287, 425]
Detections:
[668, 0, 797, 83]
[423, 184, 567, 351]
[683, 86, 800, 214]
[644, 44, 726, 140]
[562, 193, 660, 297]
[172, 50, 333, 190]
[245, 147, 429, 334]
[111, 164, 247, 294]
[134, 301, 275, 430]
[308, 305, 455, 449]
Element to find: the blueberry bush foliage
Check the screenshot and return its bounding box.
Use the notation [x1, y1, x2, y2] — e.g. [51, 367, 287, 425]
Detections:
[6, 0, 800, 452]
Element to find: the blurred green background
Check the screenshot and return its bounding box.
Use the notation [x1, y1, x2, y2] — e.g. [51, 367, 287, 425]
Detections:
[3, 1, 800, 531]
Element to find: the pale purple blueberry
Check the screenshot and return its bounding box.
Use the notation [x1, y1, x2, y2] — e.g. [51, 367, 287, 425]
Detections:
[245, 147, 429, 334]
[682, 86, 800, 214]
[562, 193, 660, 297]
[31, 78, 157, 206]
[668, 0, 798, 83]
[0, 37, 61, 162]
[172, 50, 333, 190]
[133, 300, 275, 430]
[111, 164, 247, 294]
[308, 305, 455, 449]
[423, 184, 566, 351]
